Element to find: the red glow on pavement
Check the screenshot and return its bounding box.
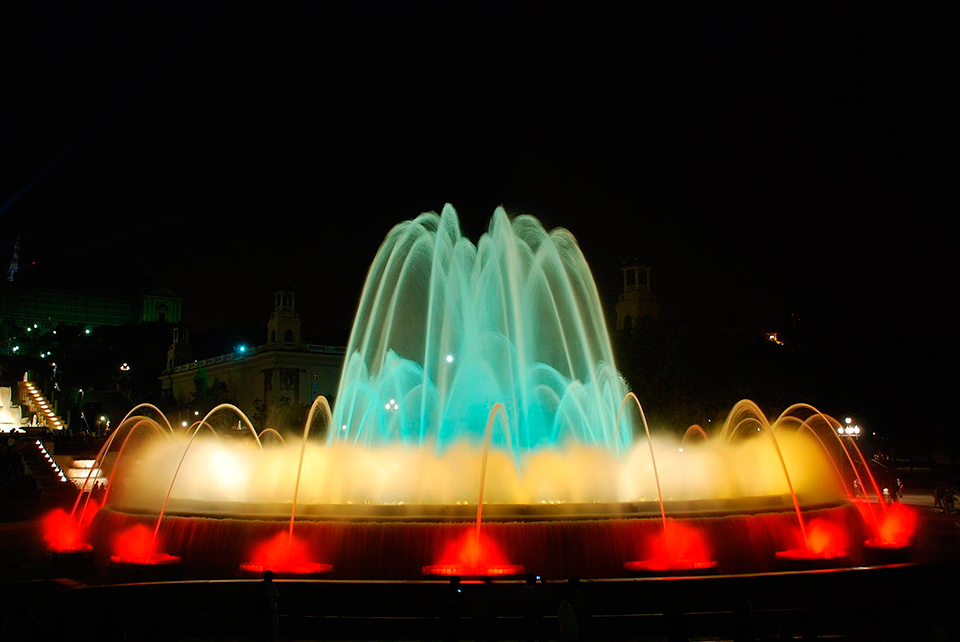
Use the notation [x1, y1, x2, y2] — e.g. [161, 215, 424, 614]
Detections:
[240, 531, 332, 575]
[423, 529, 524, 577]
[624, 520, 717, 572]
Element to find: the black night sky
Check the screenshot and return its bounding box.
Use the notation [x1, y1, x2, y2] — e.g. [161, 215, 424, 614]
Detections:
[0, 2, 953, 436]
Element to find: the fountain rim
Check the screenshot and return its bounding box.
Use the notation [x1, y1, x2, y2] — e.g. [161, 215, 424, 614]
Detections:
[104, 496, 850, 523]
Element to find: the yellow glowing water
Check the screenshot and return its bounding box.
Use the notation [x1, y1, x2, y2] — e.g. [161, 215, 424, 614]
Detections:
[111, 427, 843, 512]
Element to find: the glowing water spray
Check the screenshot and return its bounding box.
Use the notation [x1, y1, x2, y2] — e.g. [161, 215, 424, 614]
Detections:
[331, 204, 632, 454]
[78, 206, 890, 580]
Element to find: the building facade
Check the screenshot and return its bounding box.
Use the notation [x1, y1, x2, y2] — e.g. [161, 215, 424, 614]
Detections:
[614, 261, 660, 331]
[161, 292, 344, 431]
[0, 283, 182, 332]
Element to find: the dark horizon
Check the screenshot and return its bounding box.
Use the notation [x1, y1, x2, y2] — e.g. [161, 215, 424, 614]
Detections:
[0, 2, 952, 430]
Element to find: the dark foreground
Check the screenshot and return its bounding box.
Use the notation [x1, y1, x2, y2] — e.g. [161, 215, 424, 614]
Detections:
[2, 502, 958, 641]
[3, 561, 959, 641]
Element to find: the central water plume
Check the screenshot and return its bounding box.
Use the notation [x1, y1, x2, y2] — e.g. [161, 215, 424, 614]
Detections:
[71, 205, 885, 581]
[331, 204, 631, 456]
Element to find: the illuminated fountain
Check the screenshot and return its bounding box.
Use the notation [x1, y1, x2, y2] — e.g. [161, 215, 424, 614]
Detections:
[61, 205, 912, 579]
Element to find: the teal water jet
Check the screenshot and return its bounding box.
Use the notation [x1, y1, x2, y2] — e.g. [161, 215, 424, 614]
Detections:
[330, 205, 632, 457]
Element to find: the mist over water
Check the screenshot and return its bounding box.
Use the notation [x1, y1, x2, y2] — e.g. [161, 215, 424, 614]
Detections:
[113, 429, 843, 511]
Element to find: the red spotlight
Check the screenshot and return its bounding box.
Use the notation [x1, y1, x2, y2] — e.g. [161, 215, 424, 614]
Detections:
[41, 508, 91, 553]
[869, 503, 917, 548]
[423, 529, 524, 577]
[624, 520, 717, 573]
[776, 518, 848, 562]
[110, 524, 179, 565]
[240, 531, 331, 575]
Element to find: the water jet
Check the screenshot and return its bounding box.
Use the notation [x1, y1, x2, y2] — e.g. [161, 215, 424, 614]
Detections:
[61, 205, 899, 580]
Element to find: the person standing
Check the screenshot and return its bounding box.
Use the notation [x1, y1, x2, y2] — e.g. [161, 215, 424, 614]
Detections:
[559, 577, 588, 641]
[253, 570, 280, 642]
[441, 575, 465, 642]
[520, 573, 546, 642]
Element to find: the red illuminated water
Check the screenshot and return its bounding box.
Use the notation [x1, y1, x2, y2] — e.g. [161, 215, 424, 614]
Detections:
[785, 406, 917, 551]
[241, 531, 332, 575]
[422, 404, 525, 578]
[91, 503, 864, 579]
[864, 502, 916, 548]
[624, 519, 716, 572]
[42, 508, 93, 553]
[43, 495, 101, 553]
[775, 517, 849, 561]
[680, 424, 709, 445]
[82, 399, 880, 579]
[109, 523, 180, 565]
[422, 528, 524, 577]
[617, 395, 720, 573]
[146, 404, 260, 563]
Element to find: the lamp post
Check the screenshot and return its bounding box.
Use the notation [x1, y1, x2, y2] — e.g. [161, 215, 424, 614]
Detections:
[837, 416, 861, 438]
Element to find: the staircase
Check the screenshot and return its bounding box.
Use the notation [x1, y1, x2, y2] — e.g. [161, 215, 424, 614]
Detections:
[18, 379, 66, 430]
[17, 439, 71, 495]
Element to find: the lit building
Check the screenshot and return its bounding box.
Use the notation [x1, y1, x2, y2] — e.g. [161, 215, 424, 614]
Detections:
[161, 291, 344, 428]
[615, 261, 660, 331]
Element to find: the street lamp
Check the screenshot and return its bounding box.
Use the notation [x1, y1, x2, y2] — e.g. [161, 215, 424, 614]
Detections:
[837, 416, 861, 437]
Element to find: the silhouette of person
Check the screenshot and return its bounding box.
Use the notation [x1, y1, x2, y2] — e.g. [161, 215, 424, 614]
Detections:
[441, 575, 465, 642]
[253, 569, 280, 642]
[561, 577, 588, 641]
[521, 573, 546, 642]
[558, 595, 578, 642]
[733, 589, 754, 642]
[475, 576, 495, 642]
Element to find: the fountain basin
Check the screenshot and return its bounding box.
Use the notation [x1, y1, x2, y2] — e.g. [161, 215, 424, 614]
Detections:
[88, 500, 867, 580]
